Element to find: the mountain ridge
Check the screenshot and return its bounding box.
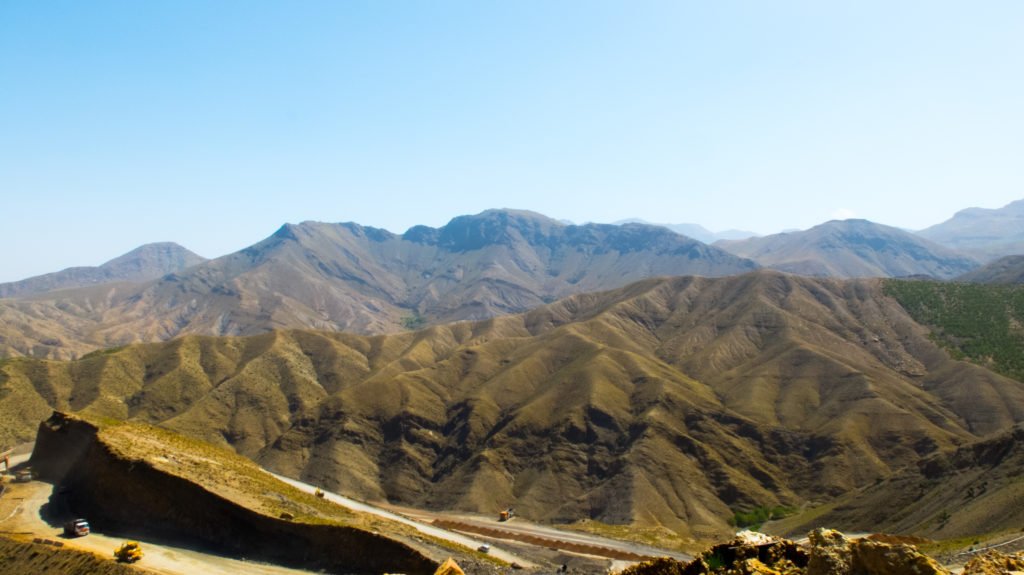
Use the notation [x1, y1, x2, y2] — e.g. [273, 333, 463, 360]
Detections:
[715, 219, 979, 279]
[918, 199, 1024, 260]
[3, 271, 1023, 539]
[0, 209, 757, 360]
[0, 242, 206, 298]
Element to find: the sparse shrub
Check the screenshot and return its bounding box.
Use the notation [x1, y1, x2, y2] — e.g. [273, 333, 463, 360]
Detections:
[401, 314, 426, 330]
[884, 280, 1024, 382]
[728, 505, 795, 529]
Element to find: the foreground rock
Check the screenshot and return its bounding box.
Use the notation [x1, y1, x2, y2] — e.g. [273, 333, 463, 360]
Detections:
[619, 529, 949, 575]
[961, 550, 1024, 575]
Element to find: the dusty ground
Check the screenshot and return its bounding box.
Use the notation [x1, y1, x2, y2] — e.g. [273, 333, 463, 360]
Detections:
[0, 477, 319, 575]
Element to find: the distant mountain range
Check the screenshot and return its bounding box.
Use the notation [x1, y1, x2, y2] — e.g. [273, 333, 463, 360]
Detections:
[0, 209, 756, 359]
[919, 199, 1024, 260]
[3, 272, 1022, 538]
[957, 255, 1024, 284]
[714, 219, 979, 279]
[613, 219, 758, 243]
[0, 242, 206, 298]
[4, 202, 1024, 361]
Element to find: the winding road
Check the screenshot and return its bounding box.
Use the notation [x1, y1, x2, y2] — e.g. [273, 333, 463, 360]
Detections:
[2, 444, 687, 573]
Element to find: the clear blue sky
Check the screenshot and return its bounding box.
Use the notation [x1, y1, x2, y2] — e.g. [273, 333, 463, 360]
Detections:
[2, 1, 1022, 282]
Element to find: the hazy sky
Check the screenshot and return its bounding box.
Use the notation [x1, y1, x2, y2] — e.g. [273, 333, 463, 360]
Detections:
[2, 1, 1022, 282]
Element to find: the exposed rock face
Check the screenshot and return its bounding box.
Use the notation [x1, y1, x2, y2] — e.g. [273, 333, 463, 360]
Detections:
[806, 529, 851, 575]
[620, 533, 807, 575]
[849, 538, 948, 575]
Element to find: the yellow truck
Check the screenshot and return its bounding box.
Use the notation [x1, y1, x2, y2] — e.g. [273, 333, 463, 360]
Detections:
[114, 541, 143, 563]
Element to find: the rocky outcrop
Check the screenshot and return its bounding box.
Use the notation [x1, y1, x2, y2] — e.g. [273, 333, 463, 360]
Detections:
[619, 530, 949, 575]
[961, 550, 1024, 575]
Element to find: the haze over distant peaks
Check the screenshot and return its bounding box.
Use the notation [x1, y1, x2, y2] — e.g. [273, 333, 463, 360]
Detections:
[919, 199, 1024, 261]
[0, 209, 757, 359]
[614, 218, 758, 244]
[715, 219, 979, 279]
[957, 255, 1024, 284]
[0, 242, 206, 298]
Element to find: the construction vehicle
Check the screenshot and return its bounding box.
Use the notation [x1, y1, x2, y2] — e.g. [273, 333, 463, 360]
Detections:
[314, 488, 325, 498]
[63, 518, 90, 537]
[498, 507, 515, 521]
[114, 541, 143, 563]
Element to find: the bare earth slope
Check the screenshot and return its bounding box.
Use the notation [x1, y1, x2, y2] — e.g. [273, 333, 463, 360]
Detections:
[715, 219, 978, 279]
[0, 209, 756, 360]
[29, 412, 445, 574]
[0, 242, 206, 298]
[3, 271, 1024, 540]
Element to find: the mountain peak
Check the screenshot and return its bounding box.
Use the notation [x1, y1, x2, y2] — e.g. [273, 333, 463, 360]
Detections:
[0, 242, 207, 299]
[919, 198, 1024, 260]
[717, 218, 977, 279]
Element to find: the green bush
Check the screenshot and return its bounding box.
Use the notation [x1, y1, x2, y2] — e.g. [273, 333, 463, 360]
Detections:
[728, 505, 795, 529]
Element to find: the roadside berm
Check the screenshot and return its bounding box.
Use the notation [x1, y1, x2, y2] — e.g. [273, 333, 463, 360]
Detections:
[618, 528, 1023, 575]
[29, 411, 443, 574]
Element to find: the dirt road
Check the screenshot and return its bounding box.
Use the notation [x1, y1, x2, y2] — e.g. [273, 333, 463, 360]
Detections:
[0, 479, 317, 575]
[270, 473, 689, 566]
[269, 472, 539, 568]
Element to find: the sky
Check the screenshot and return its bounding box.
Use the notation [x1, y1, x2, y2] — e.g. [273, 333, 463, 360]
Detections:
[1, 1, 1023, 282]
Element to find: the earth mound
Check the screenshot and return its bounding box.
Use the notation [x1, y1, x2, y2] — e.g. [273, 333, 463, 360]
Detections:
[30, 411, 441, 574]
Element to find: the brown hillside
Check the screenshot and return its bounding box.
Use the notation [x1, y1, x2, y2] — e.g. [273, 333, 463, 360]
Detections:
[2, 272, 1024, 539]
[770, 424, 1024, 540]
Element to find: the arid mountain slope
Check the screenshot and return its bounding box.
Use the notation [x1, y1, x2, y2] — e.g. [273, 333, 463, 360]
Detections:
[0, 242, 206, 298]
[956, 255, 1024, 284]
[0, 209, 756, 360]
[715, 219, 978, 279]
[3, 272, 1023, 539]
[919, 199, 1024, 261]
[773, 424, 1024, 540]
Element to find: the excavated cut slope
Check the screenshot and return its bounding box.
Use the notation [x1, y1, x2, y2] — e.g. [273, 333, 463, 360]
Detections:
[30, 412, 440, 575]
